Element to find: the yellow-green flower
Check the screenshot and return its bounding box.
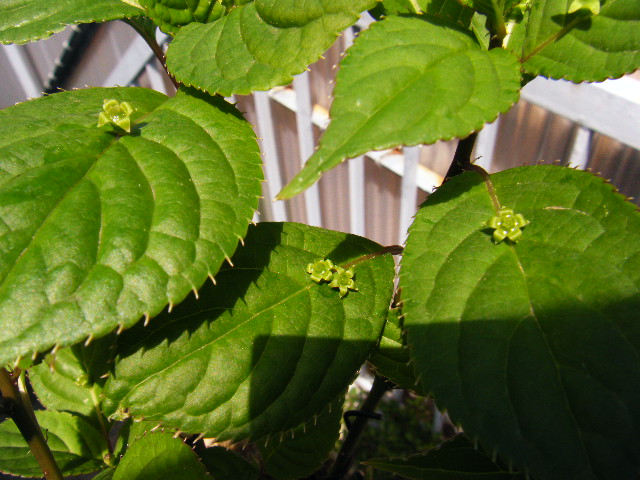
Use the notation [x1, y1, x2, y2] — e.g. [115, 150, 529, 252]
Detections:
[307, 259, 335, 283]
[486, 208, 529, 243]
[329, 265, 358, 298]
[98, 99, 135, 133]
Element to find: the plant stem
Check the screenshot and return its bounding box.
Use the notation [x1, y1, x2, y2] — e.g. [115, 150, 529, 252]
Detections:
[329, 376, 391, 479]
[0, 368, 64, 480]
[123, 19, 180, 91]
[444, 132, 478, 181]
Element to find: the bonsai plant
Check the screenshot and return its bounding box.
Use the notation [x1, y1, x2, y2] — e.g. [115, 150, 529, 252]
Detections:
[0, 0, 638, 479]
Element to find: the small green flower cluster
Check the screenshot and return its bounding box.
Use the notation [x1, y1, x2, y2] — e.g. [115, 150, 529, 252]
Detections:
[97, 99, 135, 133]
[486, 208, 529, 243]
[306, 258, 358, 298]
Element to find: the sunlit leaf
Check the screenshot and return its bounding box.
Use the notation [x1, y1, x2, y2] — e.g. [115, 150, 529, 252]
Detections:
[103, 222, 395, 441]
[0, 87, 261, 367]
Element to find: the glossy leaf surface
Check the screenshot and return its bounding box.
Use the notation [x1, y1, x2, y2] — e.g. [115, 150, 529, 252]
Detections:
[278, 15, 521, 199]
[0, 410, 106, 477]
[364, 435, 524, 479]
[401, 165, 640, 479]
[166, 0, 376, 96]
[512, 0, 640, 81]
[0, 87, 262, 367]
[0, 0, 142, 44]
[103, 222, 395, 441]
[112, 431, 212, 480]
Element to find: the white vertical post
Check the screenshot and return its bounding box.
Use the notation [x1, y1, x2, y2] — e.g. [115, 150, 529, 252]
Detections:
[349, 156, 366, 236]
[293, 71, 323, 227]
[567, 126, 592, 170]
[399, 146, 420, 244]
[4, 44, 44, 99]
[474, 118, 500, 172]
[254, 90, 288, 222]
[343, 26, 368, 237]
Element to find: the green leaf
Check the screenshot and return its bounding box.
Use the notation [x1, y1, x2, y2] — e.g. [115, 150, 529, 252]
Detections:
[0, 410, 106, 477]
[0, 0, 143, 45]
[368, 308, 424, 394]
[113, 419, 166, 461]
[112, 431, 212, 480]
[512, 0, 640, 82]
[93, 468, 116, 480]
[165, 0, 377, 96]
[28, 337, 115, 422]
[0, 86, 262, 367]
[364, 435, 524, 479]
[198, 446, 259, 480]
[259, 396, 343, 480]
[401, 165, 640, 479]
[102, 222, 396, 441]
[137, 0, 228, 36]
[277, 15, 521, 199]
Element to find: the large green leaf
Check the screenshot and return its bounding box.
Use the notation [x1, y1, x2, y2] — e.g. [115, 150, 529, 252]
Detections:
[0, 87, 262, 367]
[401, 165, 640, 479]
[259, 396, 343, 480]
[0, 410, 106, 477]
[165, 0, 377, 96]
[0, 0, 142, 44]
[511, 0, 640, 81]
[102, 222, 396, 441]
[364, 435, 524, 479]
[112, 431, 212, 480]
[277, 15, 521, 199]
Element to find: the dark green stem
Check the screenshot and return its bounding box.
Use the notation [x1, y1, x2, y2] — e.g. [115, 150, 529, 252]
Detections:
[123, 18, 180, 91]
[444, 132, 478, 181]
[0, 368, 64, 480]
[329, 376, 392, 478]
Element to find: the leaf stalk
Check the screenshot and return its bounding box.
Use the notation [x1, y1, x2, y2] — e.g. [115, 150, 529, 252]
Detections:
[123, 18, 180, 91]
[329, 376, 392, 478]
[0, 368, 64, 480]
